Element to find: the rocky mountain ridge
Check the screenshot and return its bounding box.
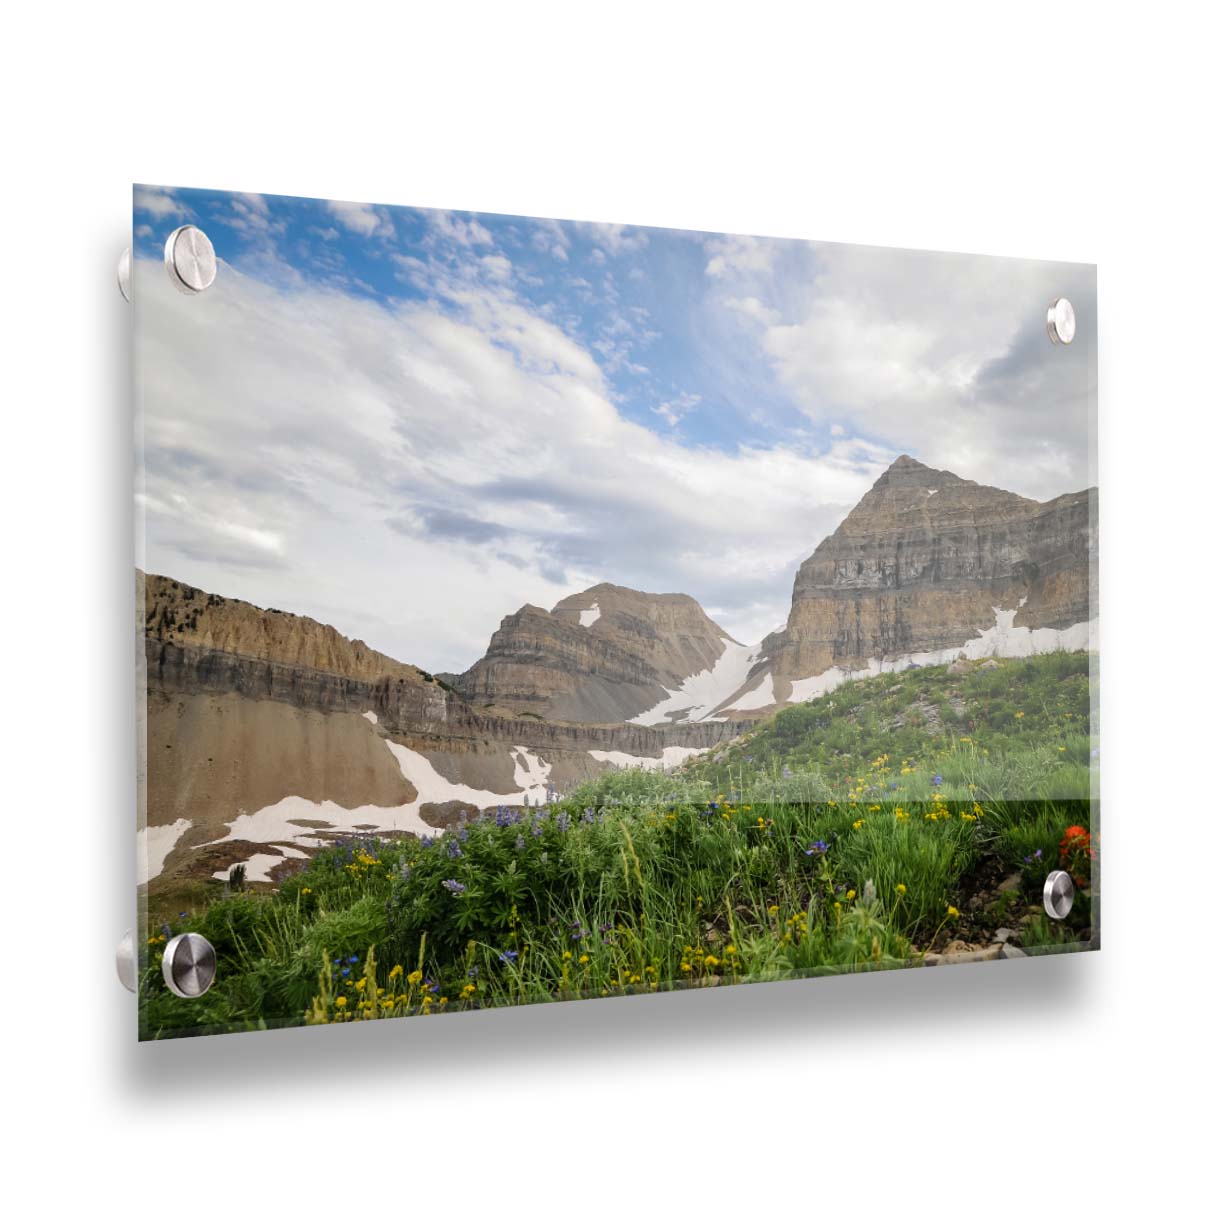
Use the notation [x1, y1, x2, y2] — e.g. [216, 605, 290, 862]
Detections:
[449, 582, 739, 723]
[755, 455, 1096, 699]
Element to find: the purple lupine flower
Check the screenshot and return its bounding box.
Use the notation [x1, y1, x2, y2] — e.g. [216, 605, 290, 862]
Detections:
[442, 879, 466, 895]
[515, 834, 526, 851]
[420, 836, 434, 850]
[557, 812, 570, 833]
[496, 806, 515, 828]
[582, 806, 595, 824]
[933, 774, 943, 786]
[497, 949, 518, 965]
[804, 840, 829, 857]
[458, 827, 470, 842]
[446, 840, 462, 859]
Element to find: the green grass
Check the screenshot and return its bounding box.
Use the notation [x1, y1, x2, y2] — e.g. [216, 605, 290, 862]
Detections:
[138, 652, 1099, 1038]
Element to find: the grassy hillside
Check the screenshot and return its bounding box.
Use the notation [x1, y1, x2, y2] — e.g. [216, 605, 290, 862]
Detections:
[138, 652, 1098, 1038]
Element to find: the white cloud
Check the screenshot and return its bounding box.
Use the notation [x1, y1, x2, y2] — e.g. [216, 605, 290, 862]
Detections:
[708, 238, 1097, 500]
[531, 218, 570, 261]
[325, 199, 391, 238]
[652, 392, 702, 428]
[134, 257, 886, 670]
[134, 187, 187, 219]
[705, 234, 777, 279]
[429, 211, 494, 247]
[578, 222, 648, 254]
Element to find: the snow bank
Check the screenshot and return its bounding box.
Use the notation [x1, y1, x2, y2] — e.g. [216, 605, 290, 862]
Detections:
[138, 818, 192, 886]
[579, 602, 601, 627]
[588, 745, 706, 771]
[726, 671, 775, 711]
[198, 738, 555, 882]
[629, 638, 761, 725]
[214, 845, 308, 884]
[788, 608, 1097, 704]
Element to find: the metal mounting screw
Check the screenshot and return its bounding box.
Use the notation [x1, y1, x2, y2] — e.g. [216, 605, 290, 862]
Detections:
[1046, 297, 1076, 345]
[1043, 869, 1076, 920]
[162, 932, 217, 998]
[116, 929, 137, 992]
[117, 247, 132, 302]
[164, 224, 217, 295]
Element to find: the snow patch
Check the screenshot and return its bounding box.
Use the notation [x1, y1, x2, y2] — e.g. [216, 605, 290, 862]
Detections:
[927, 489, 938, 496]
[629, 638, 761, 725]
[195, 742, 555, 882]
[727, 672, 775, 711]
[588, 746, 707, 771]
[138, 819, 191, 886]
[362, 710, 378, 725]
[578, 602, 601, 627]
[214, 845, 308, 884]
[787, 608, 1097, 704]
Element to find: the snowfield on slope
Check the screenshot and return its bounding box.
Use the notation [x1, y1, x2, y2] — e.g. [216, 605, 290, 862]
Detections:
[788, 608, 1097, 703]
[629, 638, 761, 725]
[587, 746, 707, 771]
[201, 735, 554, 884]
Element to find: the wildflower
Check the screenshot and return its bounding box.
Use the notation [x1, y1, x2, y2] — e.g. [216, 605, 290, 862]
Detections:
[579, 954, 589, 964]
[896, 883, 907, 895]
[446, 840, 462, 859]
[460, 983, 476, 998]
[681, 962, 692, 972]
[442, 878, 466, 894]
[932, 774, 943, 786]
[768, 904, 780, 916]
[389, 965, 403, 979]
[852, 819, 864, 830]
[302, 887, 312, 894]
[725, 945, 736, 955]
[846, 889, 856, 902]
[947, 905, 959, 919]
[498, 950, 518, 965]
[703, 955, 719, 968]
[334, 996, 347, 1008]
[562, 951, 572, 962]
[407, 970, 423, 984]
[1014, 711, 1025, 719]
[804, 839, 829, 856]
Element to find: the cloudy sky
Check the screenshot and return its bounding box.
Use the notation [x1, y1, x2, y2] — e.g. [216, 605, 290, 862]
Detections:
[133, 185, 1096, 673]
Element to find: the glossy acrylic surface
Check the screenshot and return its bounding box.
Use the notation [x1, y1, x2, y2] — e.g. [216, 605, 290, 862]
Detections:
[133, 186, 1098, 1039]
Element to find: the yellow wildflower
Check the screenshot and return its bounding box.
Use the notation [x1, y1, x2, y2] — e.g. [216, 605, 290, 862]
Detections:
[846, 889, 856, 901]
[896, 883, 907, 895]
[579, 954, 589, 964]
[947, 905, 960, 918]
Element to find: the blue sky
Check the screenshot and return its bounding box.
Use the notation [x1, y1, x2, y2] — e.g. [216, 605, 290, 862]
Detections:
[135, 185, 821, 455]
[132, 185, 1097, 672]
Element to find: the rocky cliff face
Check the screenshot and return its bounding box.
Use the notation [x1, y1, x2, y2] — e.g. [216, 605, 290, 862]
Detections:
[760, 456, 1096, 695]
[140, 573, 751, 884]
[451, 582, 737, 723]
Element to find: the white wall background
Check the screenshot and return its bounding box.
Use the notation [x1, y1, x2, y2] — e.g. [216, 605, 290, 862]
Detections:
[3, 3, 1219, 1217]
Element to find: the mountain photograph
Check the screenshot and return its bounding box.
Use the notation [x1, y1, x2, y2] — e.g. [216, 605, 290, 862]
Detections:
[132, 187, 1098, 1038]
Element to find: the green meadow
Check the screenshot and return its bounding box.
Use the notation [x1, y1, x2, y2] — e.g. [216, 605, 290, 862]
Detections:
[139, 651, 1098, 1038]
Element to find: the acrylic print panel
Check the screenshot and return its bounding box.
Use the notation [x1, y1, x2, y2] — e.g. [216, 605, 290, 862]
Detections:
[132, 186, 1098, 1040]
